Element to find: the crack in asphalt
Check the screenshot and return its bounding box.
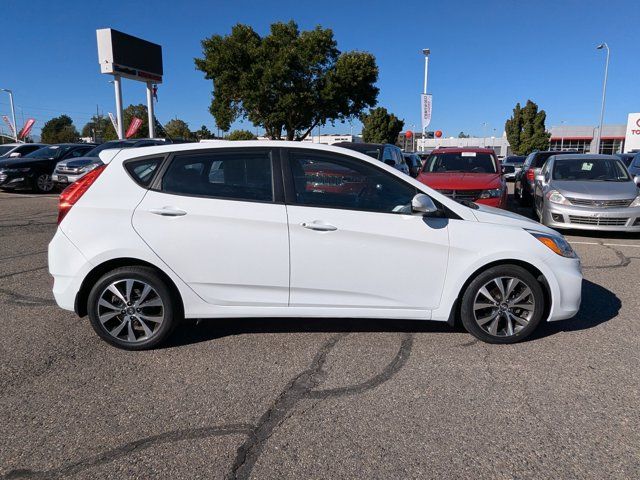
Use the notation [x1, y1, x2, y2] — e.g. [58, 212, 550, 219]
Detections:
[0, 250, 48, 261]
[0, 288, 55, 306]
[2, 332, 414, 479]
[581, 243, 631, 270]
[0, 266, 48, 280]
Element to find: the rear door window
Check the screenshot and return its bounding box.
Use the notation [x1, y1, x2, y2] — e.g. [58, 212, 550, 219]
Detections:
[161, 150, 273, 202]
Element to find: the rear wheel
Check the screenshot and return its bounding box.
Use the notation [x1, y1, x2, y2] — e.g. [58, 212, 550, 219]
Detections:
[460, 265, 544, 344]
[34, 173, 54, 193]
[87, 266, 180, 350]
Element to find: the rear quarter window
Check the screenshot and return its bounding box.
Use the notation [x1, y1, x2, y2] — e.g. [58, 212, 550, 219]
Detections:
[125, 156, 164, 187]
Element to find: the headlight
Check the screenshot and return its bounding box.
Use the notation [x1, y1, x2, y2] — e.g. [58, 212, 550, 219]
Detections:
[479, 188, 502, 198]
[629, 195, 640, 207]
[547, 190, 570, 205]
[78, 163, 100, 173]
[4, 167, 31, 173]
[528, 230, 576, 258]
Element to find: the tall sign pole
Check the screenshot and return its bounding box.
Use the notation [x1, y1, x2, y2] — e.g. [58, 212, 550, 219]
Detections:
[421, 49, 431, 152]
[146, 82, 155, 138]
[113, 75, 125, 139]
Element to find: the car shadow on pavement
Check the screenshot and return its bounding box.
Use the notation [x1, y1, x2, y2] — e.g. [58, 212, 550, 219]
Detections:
[529, 279, 620, 340]
[166, 280, 619, 348]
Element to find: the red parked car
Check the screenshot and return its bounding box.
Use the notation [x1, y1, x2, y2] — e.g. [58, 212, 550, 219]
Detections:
[416, 147, 507, 208]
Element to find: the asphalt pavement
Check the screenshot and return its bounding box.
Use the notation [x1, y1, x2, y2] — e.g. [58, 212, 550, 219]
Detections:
[0, 188, 638, 479]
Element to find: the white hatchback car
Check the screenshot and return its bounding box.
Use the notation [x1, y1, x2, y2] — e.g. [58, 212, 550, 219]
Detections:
[48, 141, 582, 349]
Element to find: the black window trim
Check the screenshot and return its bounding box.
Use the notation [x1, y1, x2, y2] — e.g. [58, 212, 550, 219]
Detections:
[123, 153, 168, 188]
[280, 147, 459, 219]
[148, 147, 284, 205]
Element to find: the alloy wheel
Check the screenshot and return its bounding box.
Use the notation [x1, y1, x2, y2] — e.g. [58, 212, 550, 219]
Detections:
[36, 174, 54, 192]
[97, 279, 165, 343]
[472, 276, 536, 337]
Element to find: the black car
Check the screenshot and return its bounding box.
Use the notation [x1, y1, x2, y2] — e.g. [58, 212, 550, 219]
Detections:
[614, 153, 636, 168]
[514, 150, 578, 205]
[0, 143, 96, 193]
[333, 142, 410, 175]
[0, 143, 46, 158]
[501, 155, 526, 181]
[52, 138, 177, 188]
[402, 152, 422, 177]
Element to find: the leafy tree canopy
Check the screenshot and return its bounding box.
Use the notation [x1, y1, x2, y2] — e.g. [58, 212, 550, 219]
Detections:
[194, 125, 214, 140]
[82, 115, 117, 142]
[227, 129, 257, 141]
[458, 131, 470, 138]
[505, 100, 550, 155]
[164, 118, 193, 139]
[195, 21, 379, 141]
[123, 104, 149, 138]
[360, 107, 404, 144]
[40, 115, 79, 143]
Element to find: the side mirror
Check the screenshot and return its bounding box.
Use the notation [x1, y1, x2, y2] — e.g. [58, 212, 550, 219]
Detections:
[535, 174, 545, 183]
[500, 165, 506, 174]
[384, 159, 395, 167]
[634, 176, 640, 186]
[412, 193, 438, 215]
[9, 152, 21, 158]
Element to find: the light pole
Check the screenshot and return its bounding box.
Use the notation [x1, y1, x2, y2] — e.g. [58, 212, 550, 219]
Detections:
[0, 88, 18, 142]
[422, 48, 430, 150]
[595, 43, 610, 154]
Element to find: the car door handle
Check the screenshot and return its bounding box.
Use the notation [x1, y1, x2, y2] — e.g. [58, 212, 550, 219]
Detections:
[149, 207, 187, 217]
[301, 221, 337, 231]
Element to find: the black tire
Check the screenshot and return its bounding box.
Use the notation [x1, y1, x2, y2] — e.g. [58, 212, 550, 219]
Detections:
[87, 266, 180, 350]
[33, 172, 55, 193]
[460, 265, 545, 344]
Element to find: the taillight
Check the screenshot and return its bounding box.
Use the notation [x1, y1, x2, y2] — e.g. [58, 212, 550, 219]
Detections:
[526, 169, 535, 181]
[57, 165, 107, 224]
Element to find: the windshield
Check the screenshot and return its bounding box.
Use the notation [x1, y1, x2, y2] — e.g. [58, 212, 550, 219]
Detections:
[24, 145, 72, 159]
[424, 152, 497, 173]
[552, 158, 630, 182]
[0, 146, 14, 156]
[84, 141, 131, 158]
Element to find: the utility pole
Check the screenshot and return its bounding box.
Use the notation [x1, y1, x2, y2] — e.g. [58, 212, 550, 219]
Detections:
[595, 43, 610, 154]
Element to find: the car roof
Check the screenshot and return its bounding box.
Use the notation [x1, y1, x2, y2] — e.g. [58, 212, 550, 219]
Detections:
[431, 147, 495, 154]
[334, 142, 393, 149]
[549, 154, 620, 161]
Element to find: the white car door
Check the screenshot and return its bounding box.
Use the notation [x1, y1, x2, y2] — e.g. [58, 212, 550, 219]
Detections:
[132, 148, 290, 306]
[285, 148, 449, 311]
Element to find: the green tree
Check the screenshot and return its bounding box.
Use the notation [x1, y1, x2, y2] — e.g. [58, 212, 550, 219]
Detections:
[194, 125, 213, 140]
[81, 115, 117, 142]
[40, 115, 79, 143]
[122, 104, 149, 138]
[505, 100, 550, 155]
[227, 129, 257, 141]
[360, 107, 404, 144]
[195, 21, 379, 141]
[458, 131, 470, 138]
[164, 119, 193, 139]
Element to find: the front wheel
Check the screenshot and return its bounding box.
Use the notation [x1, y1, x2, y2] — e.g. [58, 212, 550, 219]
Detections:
[460, 265, 545, 344]
[34, 173, 54, 193]
[87, 266, 180, 350]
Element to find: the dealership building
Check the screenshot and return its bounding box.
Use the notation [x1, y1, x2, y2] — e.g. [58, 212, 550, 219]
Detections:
[416, 113, 640, 157]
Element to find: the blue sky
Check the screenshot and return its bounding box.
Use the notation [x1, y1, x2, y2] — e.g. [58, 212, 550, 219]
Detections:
[1, 0, 638, 139]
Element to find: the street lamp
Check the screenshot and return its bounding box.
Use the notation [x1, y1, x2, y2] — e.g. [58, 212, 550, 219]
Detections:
[595, 43, 610, 154]
[421, 48, 431, 151]
[0, 88, 18, 142]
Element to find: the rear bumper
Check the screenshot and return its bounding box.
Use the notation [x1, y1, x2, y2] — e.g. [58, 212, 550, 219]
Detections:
[48, 229, 92, 311]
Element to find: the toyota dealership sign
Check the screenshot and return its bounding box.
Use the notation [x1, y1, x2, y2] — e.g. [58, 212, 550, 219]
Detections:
[624, 113, 640, 152]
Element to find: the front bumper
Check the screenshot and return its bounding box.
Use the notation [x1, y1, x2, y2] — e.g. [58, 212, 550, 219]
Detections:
[475, 195, 507, 209]
[0, 172, 33, 190]
[52, 172, 85, 185]
[542, 203, 640, 232]
[546, 255, 582, 321]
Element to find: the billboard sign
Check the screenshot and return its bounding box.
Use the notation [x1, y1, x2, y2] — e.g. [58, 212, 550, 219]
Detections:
[125, 117, 143, 138]
[97, 28, 163, 83]
[624, 113, 640, 152]
[18, 118, 35, 139]
[421, 94, 432, 131]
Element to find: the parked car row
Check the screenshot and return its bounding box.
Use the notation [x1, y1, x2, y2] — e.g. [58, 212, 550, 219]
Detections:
[0, 138, 180, 193]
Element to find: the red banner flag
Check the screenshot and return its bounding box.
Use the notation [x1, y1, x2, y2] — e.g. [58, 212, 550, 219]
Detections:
[18, 118, 36, 139]
[2, 115, 15, 137]
[125, 117, 143, 138]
